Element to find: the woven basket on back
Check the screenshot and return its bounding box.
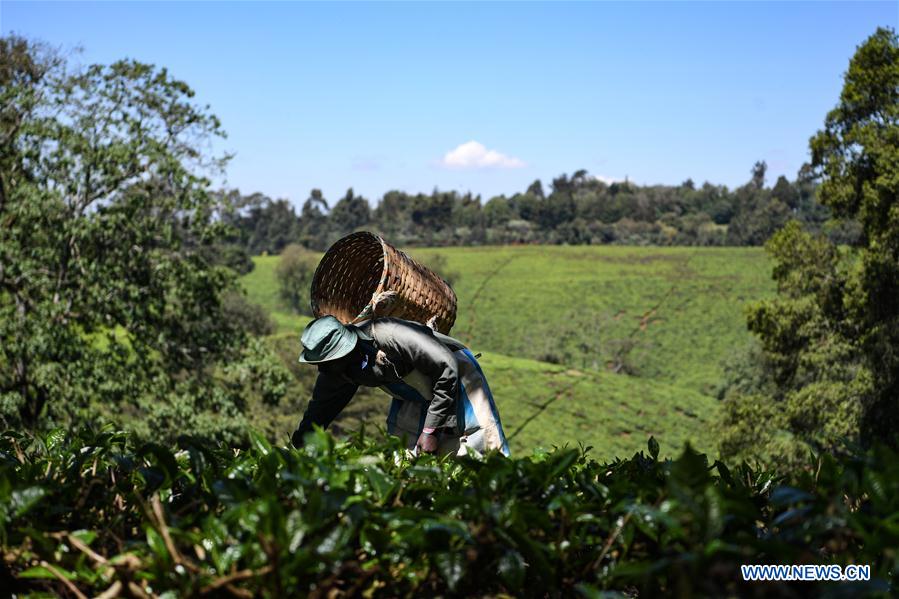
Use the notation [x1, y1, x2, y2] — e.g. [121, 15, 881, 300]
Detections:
[310, 231, 457, 334]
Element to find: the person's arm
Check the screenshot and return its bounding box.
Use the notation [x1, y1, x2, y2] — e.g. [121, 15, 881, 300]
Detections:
[381, 320, 459, 431]
[290, 372, 358, 448]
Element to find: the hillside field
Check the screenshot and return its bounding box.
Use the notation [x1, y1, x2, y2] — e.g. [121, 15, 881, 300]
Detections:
[241, 245, 773, 458]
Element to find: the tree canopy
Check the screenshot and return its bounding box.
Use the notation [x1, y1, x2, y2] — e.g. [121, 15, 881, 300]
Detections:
[220, 165, 838, 254]
[718, 27, 899, 461]
[0, 37, 288, 441]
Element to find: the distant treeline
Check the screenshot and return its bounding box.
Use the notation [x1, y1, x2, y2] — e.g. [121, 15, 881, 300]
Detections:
[218, 161, 859, 257]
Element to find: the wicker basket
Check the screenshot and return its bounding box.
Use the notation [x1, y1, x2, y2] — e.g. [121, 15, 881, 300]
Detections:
[310, 231, 457, 334]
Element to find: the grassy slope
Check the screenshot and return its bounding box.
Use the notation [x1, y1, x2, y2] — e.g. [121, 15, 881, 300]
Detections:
[241, 255, 315, 333]
[241, 246, 772, 459]
[482, 350, 717, 456]
[408, 246, 773, 396]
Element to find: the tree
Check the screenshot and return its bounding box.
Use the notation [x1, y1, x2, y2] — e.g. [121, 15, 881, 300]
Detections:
[725, 163, 793, 246]
[551, 173, 572, 195]
[718, 28, 899, 461]
[276, 244, 320, 315]
[410, 191, 454, 234]
[770, 175, 799, 210]
[0, 37, 287, 439]
[570, 169, 590, 189]
[307, 188, 327, 210]
[374, 190, 411, 235]
[223, 191, 302, 255]
[299, 189, 330, 250]
[537, 190, 576, 231]
[222, 291, 275, 337]
[526, 179, 545, 199]
[418, 253, 461, 287]
[329, 188, 371, 234]
[750, 160, 767, 190]
[807, 26, 899, 442]
[483, 196, 512, 228]
[246, 197, 301, 255]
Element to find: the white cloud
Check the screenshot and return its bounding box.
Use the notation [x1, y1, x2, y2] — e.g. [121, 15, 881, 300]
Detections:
[439, 141, 526, 169]
[592, 174, 626, 185]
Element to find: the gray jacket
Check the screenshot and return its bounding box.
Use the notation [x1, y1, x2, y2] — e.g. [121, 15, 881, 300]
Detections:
[291, 317, 466, 447]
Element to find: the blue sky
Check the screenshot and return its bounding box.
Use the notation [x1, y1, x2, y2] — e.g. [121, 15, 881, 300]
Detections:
[3, 1, 897, 207]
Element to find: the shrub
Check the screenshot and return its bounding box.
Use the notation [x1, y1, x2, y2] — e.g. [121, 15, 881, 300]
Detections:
[3, 429, 896, 597]
[276, 244, 320, 315]
[421, 253, 461, 287]
[222, 291, 275, 336]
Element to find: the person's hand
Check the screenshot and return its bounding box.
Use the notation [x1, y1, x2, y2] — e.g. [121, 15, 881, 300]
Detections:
[416, 430, 438, 454]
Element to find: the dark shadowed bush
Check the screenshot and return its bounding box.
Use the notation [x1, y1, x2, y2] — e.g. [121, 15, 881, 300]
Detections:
[1, 428, 895, 597]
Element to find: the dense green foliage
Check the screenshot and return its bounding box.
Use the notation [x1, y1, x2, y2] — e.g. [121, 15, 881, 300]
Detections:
[2, 428, 894, 597]
[0, 37, 290, 441]
[718, 28, 899, 463]
[219, 163, 843, 254]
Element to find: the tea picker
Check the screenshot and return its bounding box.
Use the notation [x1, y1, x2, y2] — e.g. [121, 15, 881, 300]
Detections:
[291, 232, 510, 457]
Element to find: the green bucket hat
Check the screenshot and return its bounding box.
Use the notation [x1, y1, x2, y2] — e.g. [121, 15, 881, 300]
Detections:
[299, 315, 372, 364]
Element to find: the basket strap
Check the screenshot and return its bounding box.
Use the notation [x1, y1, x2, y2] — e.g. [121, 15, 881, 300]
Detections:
[350, 290, 398, 324]
[349, 305, 373, 324]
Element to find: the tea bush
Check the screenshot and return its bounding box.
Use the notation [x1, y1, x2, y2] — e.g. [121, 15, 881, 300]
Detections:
[1, 429, 895, 597]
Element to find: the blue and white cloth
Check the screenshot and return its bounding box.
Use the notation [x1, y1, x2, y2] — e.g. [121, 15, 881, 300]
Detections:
[380, 348, 511, 457]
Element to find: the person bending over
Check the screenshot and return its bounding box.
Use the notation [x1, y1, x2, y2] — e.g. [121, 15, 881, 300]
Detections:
[291, 315, 509, 456]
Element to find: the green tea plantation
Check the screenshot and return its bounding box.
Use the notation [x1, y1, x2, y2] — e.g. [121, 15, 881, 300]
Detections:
[1, 428, 895, 597]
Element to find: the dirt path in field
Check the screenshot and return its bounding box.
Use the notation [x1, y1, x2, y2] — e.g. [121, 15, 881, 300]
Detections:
[460, 254, 518, 339]
[507, 375, 585, 441]
[608, 251, 698, 373]
[508, 251, 702, 441]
